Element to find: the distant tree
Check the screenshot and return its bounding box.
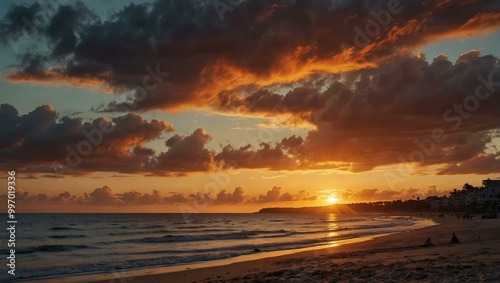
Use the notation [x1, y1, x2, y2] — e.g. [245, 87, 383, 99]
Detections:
[463, 183, 475, 192]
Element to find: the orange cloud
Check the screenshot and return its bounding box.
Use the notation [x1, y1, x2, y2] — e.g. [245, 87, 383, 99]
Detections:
[7, 69, 112, 92]
[2, 0, 499, 112]
[6, 186, 319, 206]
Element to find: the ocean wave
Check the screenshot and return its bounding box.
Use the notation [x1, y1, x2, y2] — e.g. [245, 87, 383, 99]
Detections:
[49, 226, 81, 231]
[322, 218, 368, 224]
[4, 251, 245, 281]
[48, 235, 87, 239]
[7, 237, 338, 281]
[114, 229, 294, 244]
[109, 229, 172, 236]
[17, 244, 97, 254]
[143, 225, 165, 229]
[7, 213, 430, 282]
[4, 235, 355, 281]
[108, 227, 353, 243]
[176, 225, 208, 229]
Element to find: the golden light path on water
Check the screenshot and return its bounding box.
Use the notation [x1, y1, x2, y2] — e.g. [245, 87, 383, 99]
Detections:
[328, 213, 339, 247]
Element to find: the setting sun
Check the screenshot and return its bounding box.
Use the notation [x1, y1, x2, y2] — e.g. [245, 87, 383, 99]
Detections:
[327, 196, 338, 204]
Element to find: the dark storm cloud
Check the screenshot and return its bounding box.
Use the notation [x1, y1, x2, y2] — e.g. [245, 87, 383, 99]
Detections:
[298, 53, 500, 172]
[2, 0, 500, 175]
[215, 52, 500, 174]
[436, 153, 500, 175]
[1, 0, 500, 112]
[1, 51, 499, 175]
[0, 104, 176, 174]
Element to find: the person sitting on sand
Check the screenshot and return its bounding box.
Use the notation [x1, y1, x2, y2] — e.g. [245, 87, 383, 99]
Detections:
[451, 233, 460, 244]
[423, 238, 433, 246]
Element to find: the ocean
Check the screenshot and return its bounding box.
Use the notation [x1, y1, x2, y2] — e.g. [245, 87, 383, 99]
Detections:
[0, 213, 435, 281]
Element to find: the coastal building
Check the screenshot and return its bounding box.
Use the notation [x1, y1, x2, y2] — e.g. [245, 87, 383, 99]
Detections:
[427, 179, 500, 216]
[480, 179, 500, 202]
[449, 190, 466, 208]
[479, 179, 500, 217]
[404, 179, 500, 217]
[464, 189, 479, 206]
[425, 196, 449, 210]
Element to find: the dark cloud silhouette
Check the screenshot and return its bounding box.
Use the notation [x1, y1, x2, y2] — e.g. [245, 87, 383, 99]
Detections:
[212, 51, 500, 173]
[155, 128, 215, 173]
[251, 186, 316, 202]
[50, 191, 72, 202]
[254, 186, 282, 202]
[118, 189, 163, 204]
[87, 185, 117, 205]
[214, 187, 245, 204]
[2, 50, 500, 176]
[0, 104, 177, 174]
[436, 153, 500, 175]
[1, 0, 499, 112]
[9, 188, 77, 203]
[163, 193, 190, 203]
[9, 185, 318, 206]
[215, 53, 500, 173]
[214, 142, 295, 170]
[299, 53, 500, 172]
[1, 1, 500, 176]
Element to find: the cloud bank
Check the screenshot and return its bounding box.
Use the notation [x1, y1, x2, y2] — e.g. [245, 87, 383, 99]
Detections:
[1, 0, 500, 175]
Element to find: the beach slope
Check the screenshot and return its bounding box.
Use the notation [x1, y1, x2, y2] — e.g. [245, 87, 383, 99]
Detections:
[85, 217, 500, 283]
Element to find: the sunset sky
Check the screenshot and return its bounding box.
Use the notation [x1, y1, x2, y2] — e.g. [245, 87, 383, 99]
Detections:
[1, 0, 500, 212]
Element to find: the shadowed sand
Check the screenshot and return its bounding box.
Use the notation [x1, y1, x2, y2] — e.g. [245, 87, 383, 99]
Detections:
[30, 216, 500, 283]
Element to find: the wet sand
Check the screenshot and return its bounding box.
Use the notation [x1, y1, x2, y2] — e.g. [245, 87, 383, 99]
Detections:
[88, 216, 500, 283]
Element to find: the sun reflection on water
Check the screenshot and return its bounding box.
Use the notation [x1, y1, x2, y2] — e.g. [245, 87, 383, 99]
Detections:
[327, 213, 339, 246]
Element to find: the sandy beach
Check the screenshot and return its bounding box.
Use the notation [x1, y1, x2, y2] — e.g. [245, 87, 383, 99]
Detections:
[59, 215, 498, 283]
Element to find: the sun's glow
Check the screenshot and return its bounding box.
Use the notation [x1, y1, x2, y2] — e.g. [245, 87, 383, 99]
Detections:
[327, 196, 338, 204]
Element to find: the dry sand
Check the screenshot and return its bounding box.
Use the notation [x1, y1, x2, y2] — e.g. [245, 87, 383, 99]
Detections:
[30, 215, 500, 283]
[108, 216, 500, 283]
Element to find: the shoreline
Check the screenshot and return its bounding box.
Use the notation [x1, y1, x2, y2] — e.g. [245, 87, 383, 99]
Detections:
[96, 216, 500, 283]
[20, 215, 500, 282]
[22, 215, 436, 283]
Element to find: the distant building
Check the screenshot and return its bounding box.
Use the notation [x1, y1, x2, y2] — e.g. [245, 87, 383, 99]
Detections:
[481, 179, 500, 200]
[426, 179, 500, 216]
[449, 190, 466, 208]
[464, 189, 478, 206]
[482, 179, 500, 188]
[479, 179, 500, 217]
[425, 196, 448, 210]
